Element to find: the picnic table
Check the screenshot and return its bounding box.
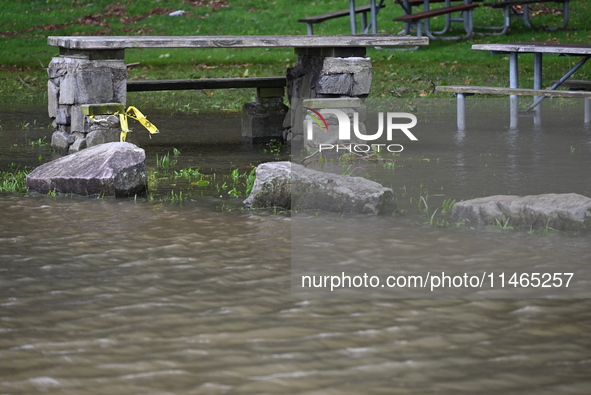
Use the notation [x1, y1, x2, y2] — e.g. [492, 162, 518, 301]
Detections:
[436, 42, 591, 129]
[481, 0, 570, 35]
[302, 0, 569, 37]
[392, 0, 570, 40]
[393, 0, 479, 40]
[46, 34, 429, 150]
[472, 42, 591, 93]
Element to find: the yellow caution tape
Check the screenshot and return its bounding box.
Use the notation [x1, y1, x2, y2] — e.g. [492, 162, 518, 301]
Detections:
[87, 106, 159, 142]
[124, 106, 159, 136]
[119, 113, 129, 142]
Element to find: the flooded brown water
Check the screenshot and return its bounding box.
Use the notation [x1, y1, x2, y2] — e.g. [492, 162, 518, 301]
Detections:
[1, 101, 591, 393]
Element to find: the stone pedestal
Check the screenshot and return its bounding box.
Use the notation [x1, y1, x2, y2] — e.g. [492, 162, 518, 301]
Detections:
[241, 87, 288, 144]
[298, 97, 366, 154]
[46, 46, 374, 153]
[286, 51, 372, 153]
[47, 55, 127, 154]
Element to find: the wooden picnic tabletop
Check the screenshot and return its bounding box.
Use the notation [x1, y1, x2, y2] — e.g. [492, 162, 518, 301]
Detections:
[47, 35, 428, 50]
[472, 42, 591, 55]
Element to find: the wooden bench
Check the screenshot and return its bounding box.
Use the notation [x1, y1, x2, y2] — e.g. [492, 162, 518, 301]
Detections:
[436, 85, 591, 98]
[127, 76, 287, 98]
[393, 3, 479, 40]
[551, 80, 591, 91]
[396, 0, 479, 13]
[49, 35, 426, 101]
[436, 85, 591, 129]
[552, 80, 591, 123]
[49, 34, 426, 95]
[46, 34, 429, 149]
[298, 4, 385, 35]
[481, 0, 570, 35]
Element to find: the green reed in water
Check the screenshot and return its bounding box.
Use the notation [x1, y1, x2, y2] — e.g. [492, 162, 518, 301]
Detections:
[0, 167, 29, 194]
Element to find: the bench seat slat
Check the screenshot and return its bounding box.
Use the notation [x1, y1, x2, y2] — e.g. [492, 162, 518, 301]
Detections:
[436, 85, 591, 97]
[127, 77, 287, 92]
[550, 80, 591, 91]
[298, 4, 383, 23]
[483, 0, 567, 8]
[393, 4, 479, 23]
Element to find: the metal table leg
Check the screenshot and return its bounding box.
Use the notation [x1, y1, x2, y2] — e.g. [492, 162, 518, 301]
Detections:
[533, 52, 543, 125]
[370, 0, 378, 34]
[349, 0, 357, 34]
[526, 55, 591, 112]
[509, 52, 519, 128]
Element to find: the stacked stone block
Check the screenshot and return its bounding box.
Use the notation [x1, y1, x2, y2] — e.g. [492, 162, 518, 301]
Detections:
[241, 87, 289, 144]
[47, 56, 127, 154]
[286, 52, 372, 152]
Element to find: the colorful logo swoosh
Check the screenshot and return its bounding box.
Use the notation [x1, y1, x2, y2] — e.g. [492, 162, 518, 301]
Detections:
[304, 107, 328, 130]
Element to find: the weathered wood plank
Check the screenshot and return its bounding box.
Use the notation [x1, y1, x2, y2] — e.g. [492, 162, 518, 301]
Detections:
[401, 0, 483, 5]
[483, 0, 567, 8]
[551, 80, 591, 90]
[47, 35, 428, 50]
[298, 4, 383, 23]
[436, 85, 591, 97]
[393, 4, 479, 23]
[472, 43, 591, 55]
[127, 77, 286, 92]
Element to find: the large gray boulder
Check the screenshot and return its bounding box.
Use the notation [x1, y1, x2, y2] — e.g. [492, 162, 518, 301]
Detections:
[244, 161, 393, 214]
[26, 142, 147, 197]
[452, 193, 591, 231]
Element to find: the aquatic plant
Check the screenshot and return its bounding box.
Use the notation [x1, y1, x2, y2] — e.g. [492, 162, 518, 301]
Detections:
[193, 180, 210, 187]
[441, 198, 456, 215]
[156, 152, 177, 168]
[410, 193, 430, 215]
[28, 136, 47, 147]
[169, 190, 187, 203]
[174, 167, 201, 179]
[262, 139, 286, 156]
[494, 216, 514, 230]
[225, 167, 257, 197]
[427, 208, 451, 227]
[228, 187, 240, 197]
[216, 181, 229, 192]
[231, 168, 240, 183]
[245, 168, 256, 196]
[0, 169, 29, 194]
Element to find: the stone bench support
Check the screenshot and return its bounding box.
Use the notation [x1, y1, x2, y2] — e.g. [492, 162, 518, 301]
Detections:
[46, 35, 428, 153]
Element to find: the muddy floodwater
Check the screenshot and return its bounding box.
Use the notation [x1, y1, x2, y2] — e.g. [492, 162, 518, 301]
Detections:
[1, 101, 591, 393]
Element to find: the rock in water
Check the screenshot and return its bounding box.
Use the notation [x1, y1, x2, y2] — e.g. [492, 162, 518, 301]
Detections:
[452, 193, 591, 231]
[244, 161, 393, 215]
[26, 142, 147, 197]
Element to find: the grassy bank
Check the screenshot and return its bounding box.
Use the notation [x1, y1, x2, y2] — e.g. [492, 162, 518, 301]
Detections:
[1, 0, 590, 113]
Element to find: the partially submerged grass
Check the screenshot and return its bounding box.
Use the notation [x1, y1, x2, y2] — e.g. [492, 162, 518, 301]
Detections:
[156, 152, 177, 169]
[0, 168, 29, 194]
[1, 0, 589, 110]
[147, 164, 256, 204]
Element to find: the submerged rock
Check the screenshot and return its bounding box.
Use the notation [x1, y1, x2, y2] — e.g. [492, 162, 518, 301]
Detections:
[452, 193, 591, 231]
[26, 142, 147, 197]
[244, 161, 393, 215]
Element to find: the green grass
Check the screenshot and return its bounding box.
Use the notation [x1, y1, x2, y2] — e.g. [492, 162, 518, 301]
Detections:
[0, 169, 29, 194]
[1, 0, 590, 111]
[146, 163, 256, 204]
[156, 152, 177, 169]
